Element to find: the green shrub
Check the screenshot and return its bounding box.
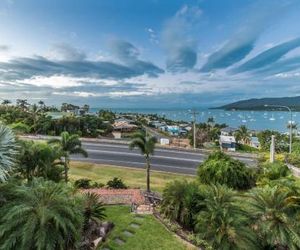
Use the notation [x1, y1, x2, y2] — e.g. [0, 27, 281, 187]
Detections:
[74, 178, 92, 189]
[106, 177, 127, 189]
[259, 162, 291, 181]
[197, 151, 256, 190]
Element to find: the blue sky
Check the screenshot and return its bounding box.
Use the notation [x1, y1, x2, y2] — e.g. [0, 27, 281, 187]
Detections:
[0, 0, 300, 108]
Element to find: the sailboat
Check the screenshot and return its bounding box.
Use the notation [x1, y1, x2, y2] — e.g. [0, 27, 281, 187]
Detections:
[269, 114, 275, 121]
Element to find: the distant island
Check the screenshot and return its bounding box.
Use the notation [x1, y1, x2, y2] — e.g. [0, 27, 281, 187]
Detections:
[215, 96, 300, 111]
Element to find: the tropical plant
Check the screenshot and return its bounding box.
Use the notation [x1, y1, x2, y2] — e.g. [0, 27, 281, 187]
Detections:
[197, 151, 256, 190]
[48, 131, 88, 182]
[195, 184, 258, 250]
[234, 125, 251, 144]
[0, 124, 18, 182]
[82, 192, 106, 232]
[161, 181, 203, 230]
[0, 179, 84, 250]
[17, 141, 64, 182]
[245, 186, 300, 249]
[258, 162, 291, 183]
[1, 99, 11, 105]
[106, 177, 127, 189]
[129, 131, 157, 192]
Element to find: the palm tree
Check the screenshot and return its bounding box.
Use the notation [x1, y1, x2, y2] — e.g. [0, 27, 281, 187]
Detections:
[245, 186, 300, 249]
[0, 179, 84, 250]
[235, 125, 251, 145]
[16, 99, 29, 111]
[48, 131, 88, 182]
[129, 132, 157, 193]
[0, 124, 18, 181]
[1, 99, 11, 106]
[195, 184, 258, 249]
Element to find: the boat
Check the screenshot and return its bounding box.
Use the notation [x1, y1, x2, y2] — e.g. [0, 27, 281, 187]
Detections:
[269, 114, 275, 121]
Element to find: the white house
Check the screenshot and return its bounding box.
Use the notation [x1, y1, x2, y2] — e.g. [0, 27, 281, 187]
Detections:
[219, 135, 236, 151]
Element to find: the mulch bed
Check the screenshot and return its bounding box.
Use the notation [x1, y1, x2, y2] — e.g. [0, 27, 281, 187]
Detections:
[82, 188, 145, 205]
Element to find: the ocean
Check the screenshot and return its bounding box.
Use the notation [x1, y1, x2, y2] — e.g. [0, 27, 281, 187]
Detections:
[91, 108, 298, 133]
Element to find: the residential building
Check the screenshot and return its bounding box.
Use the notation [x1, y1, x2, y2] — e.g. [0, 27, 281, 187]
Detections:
[219, 135, 236, 151]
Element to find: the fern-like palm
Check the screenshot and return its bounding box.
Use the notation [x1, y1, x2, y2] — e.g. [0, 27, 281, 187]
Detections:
[245, 186, 300, 249]
[82, 192, 106, 232]
[195, 184, 258, 250]
[129, 132, 157, 192]
[48, 131, 88, 182]
[0, 179, 84, 250]
[161, 180, 203, 230]
[0, 124, 18, 182]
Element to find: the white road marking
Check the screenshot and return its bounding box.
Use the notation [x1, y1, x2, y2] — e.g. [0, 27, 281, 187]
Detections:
[85, 149, 202, 162]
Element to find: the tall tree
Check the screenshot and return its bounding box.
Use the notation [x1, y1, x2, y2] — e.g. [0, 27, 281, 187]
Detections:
[129, 132, 157, 192]
[1, 99, 11, 106]
[16, 99, 29, 111]
[0, 179, 84, 250]
[0, 124, 18, 181]
[48, 132, 88, 182]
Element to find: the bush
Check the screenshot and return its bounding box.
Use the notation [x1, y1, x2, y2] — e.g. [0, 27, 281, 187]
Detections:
[74, 178, 105, 189]
[197, 151, 256, 190]
[258, 162, 291, 181]
[161, 180, 204, 230]
[74, 178, 92, 189]
[106, 177, 127, 189]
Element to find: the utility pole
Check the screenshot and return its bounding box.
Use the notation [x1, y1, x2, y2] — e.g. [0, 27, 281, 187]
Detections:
[270, 135, 275, 163]
[189, 109, 199, 150]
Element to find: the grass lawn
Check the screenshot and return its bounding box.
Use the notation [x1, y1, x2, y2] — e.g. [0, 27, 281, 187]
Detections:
[69, 161, 195, 193]
[99, 205, 194, 250]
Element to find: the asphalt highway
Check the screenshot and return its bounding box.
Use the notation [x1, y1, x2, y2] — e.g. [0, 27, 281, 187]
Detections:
[72, 141, 257, 175]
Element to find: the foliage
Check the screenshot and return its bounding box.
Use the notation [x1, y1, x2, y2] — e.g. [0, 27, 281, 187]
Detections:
[245, 186, 300, 249]
[258, 161, 291, 182]
[0, 124, 18, 182]
[0, 178, 84, 250]
[234, 125, 251, 144]
[160, 180, 203, 230]
[236, 143, 259, 152]
[0, 101, 114, 137]
[197, 151, 256, 190]
[195, 184, 258, 250]
[10, 122, 30, 134]
[74, 178, 105, 189]
[48, 131, 88, 182]
[17, 140, 64, 182]
[129, 131, 157, 192]
[106, 177, 127, 189]
[82, 192, 106, 232]
[257, 129, 288, 152]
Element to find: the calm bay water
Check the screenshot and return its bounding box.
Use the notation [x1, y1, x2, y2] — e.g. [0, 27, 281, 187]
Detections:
[92, 108, 299, 132]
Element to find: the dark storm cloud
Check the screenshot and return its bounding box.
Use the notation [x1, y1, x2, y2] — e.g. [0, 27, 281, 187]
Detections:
[0, 47, 164, 82]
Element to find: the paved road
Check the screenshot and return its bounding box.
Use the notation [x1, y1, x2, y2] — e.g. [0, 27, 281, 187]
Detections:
[72, 141, 257, 175]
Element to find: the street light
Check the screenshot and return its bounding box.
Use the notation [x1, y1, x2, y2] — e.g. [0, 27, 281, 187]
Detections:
[264, 104, 293, 154]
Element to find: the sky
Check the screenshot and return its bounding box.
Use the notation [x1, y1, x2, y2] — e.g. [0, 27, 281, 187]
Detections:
[1, 0, 300, 108]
